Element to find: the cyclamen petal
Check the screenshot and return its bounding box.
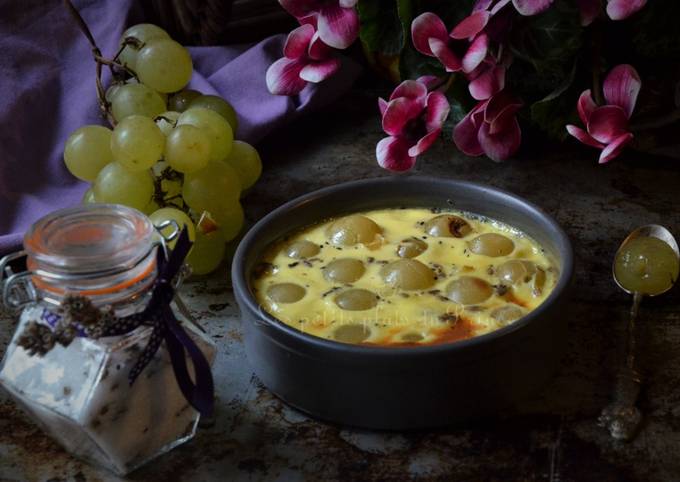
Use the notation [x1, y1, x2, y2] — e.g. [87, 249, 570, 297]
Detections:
[575, 0, 601, 26]
[298, 13, 318, 28]
[429, 37, 463, 72]
[284, 24, 316, 59]
[512, 0, 554, 15]
[450, 10, 490, 39]
[469, 65, 505, 100]
[279, 0, 318, 18]
[599, 132, 633, 163]
[411, 12, 449, 57]
[474, 0, 495, 11]
[382, 97, 424, 136]
[588, 105, 629, 143]
[477, 118, 521, 161]
[308, 31, 333, 60]
[377, 136, 416, 171]
[299, 58, 342, 82]
[453, 103, 487, 156]
[424, 91, 450, 132]
[416, 75, 442, 90]
[606, 0, 647, 20]
[462, 34, 489, 73]
[488, 102, 523, 135]
[317, 4, 359, 49]
[266, 57, 307, 95]
[484, 90, 522, 127]
[389, 79, 428, 103]
[491, 0, 513, 14]
[602, 64, 641, 118]
[566, 124, 605, 148]
[577, 89, 597, 125]
[378, 98, 388, 117]
[339, 0, 358, 7]
[408, 129, 441, 157]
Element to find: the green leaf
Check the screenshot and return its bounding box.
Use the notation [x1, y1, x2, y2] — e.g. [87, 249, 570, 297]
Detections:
[529, 59, 579, 140]
[399, 45, 446, 80]
[507, 0, 584, 101]
[358, 0, 405, 56]
[396, 0, 414, 39]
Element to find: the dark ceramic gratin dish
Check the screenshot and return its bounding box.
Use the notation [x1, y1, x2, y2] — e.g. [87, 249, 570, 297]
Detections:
[232, 176, 573, 430]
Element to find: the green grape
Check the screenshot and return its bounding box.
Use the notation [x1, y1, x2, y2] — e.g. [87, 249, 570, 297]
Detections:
[186, 229, 226, 275]
[165, 124, 211, 173]
[182, 161, 241, 213]
[82, 187, 97, 204]
[111, 115, 165, 171]
[93, 162, 154, 210]
[168, 89, 201, 113]
[188, 95, 238, 134]
[149, 207, 196, 248]
[117, 23, 170, 69]
[63, 125, 113, 181]
[111, 83, 166, 121]
[615, 236, 680, 295]
[155, 111, 180, 136]
[156, 91, 168, 105]
[222, 140, 261, 190]
[105, 83, 122, 103]
[212, 201, 245, 241]
[136, 39, 193, 93]
[177, 107, 233, 162]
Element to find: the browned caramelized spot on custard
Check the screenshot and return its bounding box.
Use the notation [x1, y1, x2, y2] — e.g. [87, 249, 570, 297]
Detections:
[365, 317, 475, 347]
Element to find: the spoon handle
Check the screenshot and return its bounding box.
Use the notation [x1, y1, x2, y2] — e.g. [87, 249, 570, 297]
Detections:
[598, 292, 643, 440]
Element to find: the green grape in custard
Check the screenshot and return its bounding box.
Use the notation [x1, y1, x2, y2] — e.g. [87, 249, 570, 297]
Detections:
[326, 215, 381, 247]
[614, 236, 679, 295]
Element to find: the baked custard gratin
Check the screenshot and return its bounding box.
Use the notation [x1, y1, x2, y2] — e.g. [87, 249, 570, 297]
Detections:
[252, 208, 558, 346]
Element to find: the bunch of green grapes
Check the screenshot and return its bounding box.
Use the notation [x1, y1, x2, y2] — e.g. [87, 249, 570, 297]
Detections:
[63, 24, 263, 275]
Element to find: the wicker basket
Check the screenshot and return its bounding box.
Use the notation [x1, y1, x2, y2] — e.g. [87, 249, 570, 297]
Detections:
[141, 0, 295, 45]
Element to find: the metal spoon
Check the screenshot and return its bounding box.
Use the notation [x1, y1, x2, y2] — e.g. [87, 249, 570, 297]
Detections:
[599, 225, 679, 441]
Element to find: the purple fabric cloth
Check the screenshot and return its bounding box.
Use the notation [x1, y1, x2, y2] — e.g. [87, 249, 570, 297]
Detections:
[0, 0, 361, 255]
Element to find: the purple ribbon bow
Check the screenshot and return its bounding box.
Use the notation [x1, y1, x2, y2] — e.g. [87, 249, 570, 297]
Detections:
[102, 228, 214, 417]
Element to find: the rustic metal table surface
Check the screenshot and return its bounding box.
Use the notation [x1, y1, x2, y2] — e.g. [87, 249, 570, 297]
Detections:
[1, 90, 679, 482]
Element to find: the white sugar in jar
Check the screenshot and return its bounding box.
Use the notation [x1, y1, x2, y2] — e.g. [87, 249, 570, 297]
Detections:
[0, 204, 215, 475]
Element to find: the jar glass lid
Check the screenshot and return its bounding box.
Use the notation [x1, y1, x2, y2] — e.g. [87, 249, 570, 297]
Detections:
[23, 204, 155, 277]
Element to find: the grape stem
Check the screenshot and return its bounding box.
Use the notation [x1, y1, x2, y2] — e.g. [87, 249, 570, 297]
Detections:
[63, 0, 139, 127]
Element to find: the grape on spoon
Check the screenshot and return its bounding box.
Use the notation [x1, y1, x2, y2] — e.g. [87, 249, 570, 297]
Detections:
[599, 225, 680, 441]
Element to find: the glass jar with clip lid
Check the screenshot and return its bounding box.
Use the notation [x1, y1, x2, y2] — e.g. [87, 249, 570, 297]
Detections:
[0, 203, 216, 475]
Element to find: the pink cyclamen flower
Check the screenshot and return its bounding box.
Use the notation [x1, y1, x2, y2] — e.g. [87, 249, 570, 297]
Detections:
[566, 64, 641, 164]
[279, 0, 359, 49]
[411, 12, 490, 74]
[453, 90, 523, 161]
[606, 0, 647, 20]
[412, 11, 505, 100]
[467, 57, 506, 101]
[266, 24, 341, 96]
[576, 0, 647, 25]
[376, 79, 450, 171]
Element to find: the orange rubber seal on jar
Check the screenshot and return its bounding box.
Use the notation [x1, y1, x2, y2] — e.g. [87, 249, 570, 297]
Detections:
[28, 257, 157, 297]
